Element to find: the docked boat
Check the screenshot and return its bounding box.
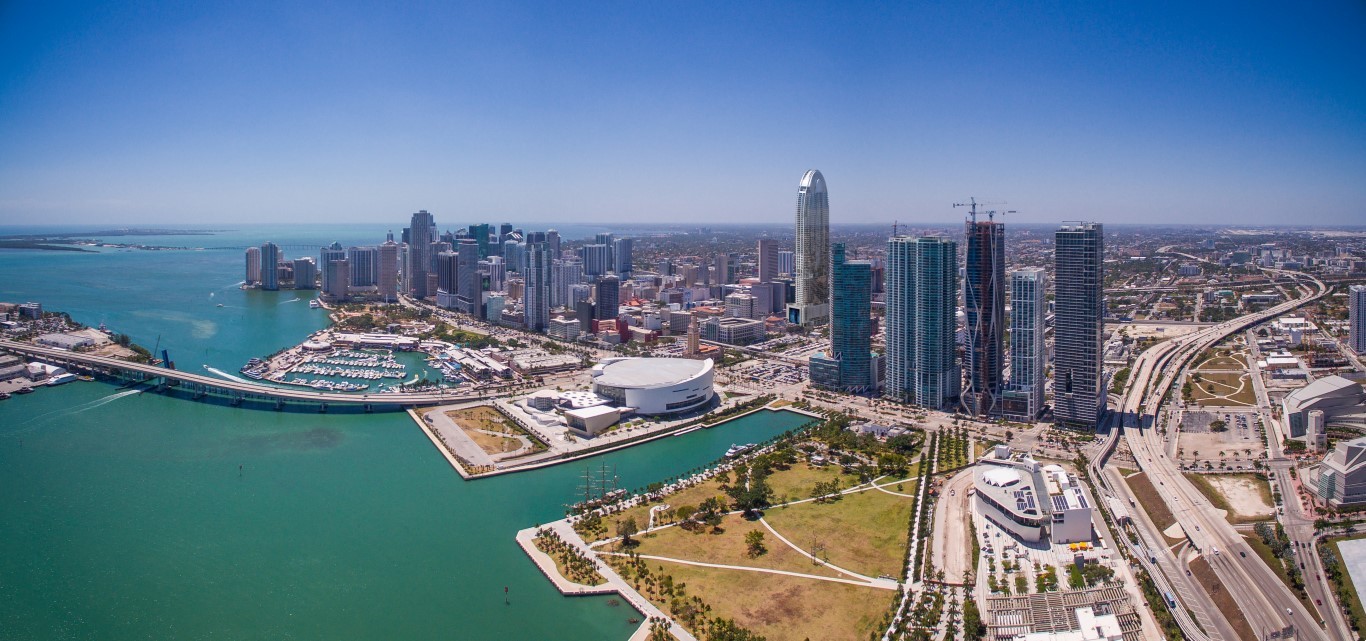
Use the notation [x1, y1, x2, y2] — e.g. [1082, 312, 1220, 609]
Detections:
[46, 373, 78, 386]
[725, 443, 755, 458]
[309, 299, 322, 309]
[15, 387, 34, 394]
[240, 357, 268, 379]
[0, 392, 10, 400]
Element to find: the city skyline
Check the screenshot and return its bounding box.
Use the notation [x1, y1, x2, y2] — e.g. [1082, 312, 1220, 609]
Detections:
[3, 3, 1365, 226]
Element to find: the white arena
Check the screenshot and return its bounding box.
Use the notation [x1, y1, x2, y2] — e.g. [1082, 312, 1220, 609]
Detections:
[590, 357, 714, 415]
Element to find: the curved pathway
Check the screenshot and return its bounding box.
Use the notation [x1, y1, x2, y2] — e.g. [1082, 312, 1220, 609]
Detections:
[754, 516, 894, 586]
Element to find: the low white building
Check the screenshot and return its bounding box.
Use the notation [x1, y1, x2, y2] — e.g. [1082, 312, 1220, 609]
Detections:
[565, 405, 621, 437]
[975, 445, 1095, 544]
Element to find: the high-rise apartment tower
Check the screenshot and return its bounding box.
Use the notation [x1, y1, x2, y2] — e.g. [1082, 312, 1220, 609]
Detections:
[884, 236, 958, 408]
[1053, 222, 1105, 430]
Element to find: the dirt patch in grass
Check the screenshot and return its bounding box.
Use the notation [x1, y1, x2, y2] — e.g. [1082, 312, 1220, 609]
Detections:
[1184, 473, 1273, 524]
[1189, 555, 1258, 641]
[652, 559, 895, 641]
[1124, 472, 1178, 542]
[764, 485, 914, 579]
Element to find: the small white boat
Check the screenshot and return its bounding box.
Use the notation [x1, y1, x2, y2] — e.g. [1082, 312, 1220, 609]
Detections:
[309, 299, 322, 309]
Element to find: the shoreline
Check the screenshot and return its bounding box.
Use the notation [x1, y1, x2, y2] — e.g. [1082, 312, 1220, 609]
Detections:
[410, 401, 821, 481]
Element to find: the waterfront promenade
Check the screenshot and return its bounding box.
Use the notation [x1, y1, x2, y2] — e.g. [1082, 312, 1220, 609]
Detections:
[0, 339, 486, 410]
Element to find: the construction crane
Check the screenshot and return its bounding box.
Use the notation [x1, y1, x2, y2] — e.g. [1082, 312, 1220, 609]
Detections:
[953, 197, 1014, 223]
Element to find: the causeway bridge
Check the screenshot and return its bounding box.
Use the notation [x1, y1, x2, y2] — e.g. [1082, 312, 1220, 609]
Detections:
[1, 339, 488, 413]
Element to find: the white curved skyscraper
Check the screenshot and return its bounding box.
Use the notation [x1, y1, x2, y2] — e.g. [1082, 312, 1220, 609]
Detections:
[788, 169, 830, 325]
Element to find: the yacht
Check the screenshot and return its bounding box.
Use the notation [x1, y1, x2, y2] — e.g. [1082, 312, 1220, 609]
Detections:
[0, 392, 11, 400]
[725, 443, 754, 458]
[46, 373, 78, 386]
[309, 299, 322, 309]
[15, 386, 34, 394]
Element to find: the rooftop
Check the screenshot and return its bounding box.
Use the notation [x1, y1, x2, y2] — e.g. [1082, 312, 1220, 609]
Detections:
[593, 357, 711, 388]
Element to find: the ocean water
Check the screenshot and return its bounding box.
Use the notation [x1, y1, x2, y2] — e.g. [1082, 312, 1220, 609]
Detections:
[0, 227, 813, 640]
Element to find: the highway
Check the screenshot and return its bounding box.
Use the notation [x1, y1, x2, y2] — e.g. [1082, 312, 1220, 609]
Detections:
[0, 339, 500, 408]
[1106, 269, 1339, 640]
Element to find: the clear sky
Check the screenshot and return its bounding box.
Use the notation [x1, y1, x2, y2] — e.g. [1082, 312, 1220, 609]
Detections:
[1, 1, 1364, 227]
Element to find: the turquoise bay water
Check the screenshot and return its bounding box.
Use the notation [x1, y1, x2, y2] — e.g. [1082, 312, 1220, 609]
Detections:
[0, 228, 813, 640]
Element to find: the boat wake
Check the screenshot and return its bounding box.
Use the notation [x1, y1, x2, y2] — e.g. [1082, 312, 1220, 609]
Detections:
[203, 365, 250, 383]
[4, 388, 143, 434]
[278, 297, 302, 305]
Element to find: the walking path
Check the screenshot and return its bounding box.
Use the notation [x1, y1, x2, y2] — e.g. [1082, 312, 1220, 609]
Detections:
[599, 551, 898, 590]
[755, 516, 896, 587]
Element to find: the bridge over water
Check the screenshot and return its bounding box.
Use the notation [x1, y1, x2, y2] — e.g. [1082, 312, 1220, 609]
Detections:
[1, 340, 490, 413]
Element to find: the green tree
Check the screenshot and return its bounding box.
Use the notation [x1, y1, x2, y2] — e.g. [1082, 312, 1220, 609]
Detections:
[744, 530, 766, 557]
[617, 516, 639, 547]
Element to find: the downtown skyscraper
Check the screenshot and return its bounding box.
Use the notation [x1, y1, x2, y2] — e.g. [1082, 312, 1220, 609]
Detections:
[788, 169, 829, 325]
[378, 234, 400, 303]
[405, 210, 436, 297]
[963, 217, 1005, 416]
[756, 238, 777, 283]
[1351, 285, 1366, 355]
[259, 242, 281, 291]
[1054, 222, 1105, 430]
[523, 238, 551, 332]
[1002, 268, 1047, 420]
[884, 236, 958, 408]
[810, 244, 874, 392]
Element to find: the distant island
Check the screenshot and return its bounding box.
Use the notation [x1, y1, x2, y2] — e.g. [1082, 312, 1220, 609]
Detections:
[0, 229, 223, 252]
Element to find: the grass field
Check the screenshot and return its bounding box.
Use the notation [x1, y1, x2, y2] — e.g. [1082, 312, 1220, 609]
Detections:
[631, 516, 845, 578]
[764, 485, 914, 578]
[1189, 556, 1257, 641]
[1124, 472, 1178, 538]
[1193, 353, 1246, 371]
[1189, 372, 1256, 406]
[650, 559, 895, 641]
[765, 465, 860, 505]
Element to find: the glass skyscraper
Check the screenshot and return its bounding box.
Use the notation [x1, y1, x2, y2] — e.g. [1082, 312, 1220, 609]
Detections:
[405, 210, 436, 297]
[884, 236, 958, 408]
[1002, 268, 1047, 420]
[259, 242, 280, 291]
[963, 218, 1005, 416]
[1054, 222, 1105, 429]
[788, 169, 829, 325]
[811, 244, 874, 392]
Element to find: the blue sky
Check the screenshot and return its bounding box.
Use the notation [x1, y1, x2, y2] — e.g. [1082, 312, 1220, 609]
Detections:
[1, 1, 1364, 226]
